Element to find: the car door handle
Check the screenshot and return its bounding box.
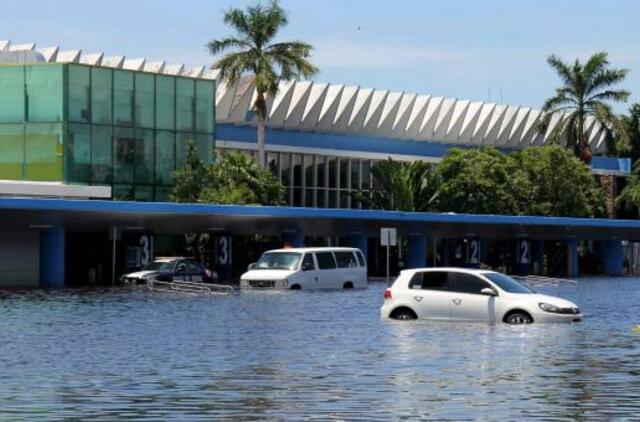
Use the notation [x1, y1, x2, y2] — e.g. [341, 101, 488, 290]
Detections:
[452, 298, 462, 306]
[414, 296, 423, 302]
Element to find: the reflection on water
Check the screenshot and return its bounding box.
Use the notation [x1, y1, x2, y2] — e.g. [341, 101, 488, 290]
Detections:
[1, 278, 639, 419]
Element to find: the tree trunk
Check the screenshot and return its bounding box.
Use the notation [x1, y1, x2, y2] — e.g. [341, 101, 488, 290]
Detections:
[257, 114, 266, 168]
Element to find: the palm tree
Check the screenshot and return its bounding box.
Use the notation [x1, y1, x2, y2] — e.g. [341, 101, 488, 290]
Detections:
[539, 52, 629, 162]
[359, 159, 439, 212]
[208, 1, 318, 167]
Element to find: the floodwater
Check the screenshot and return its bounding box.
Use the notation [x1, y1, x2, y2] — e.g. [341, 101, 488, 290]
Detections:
[1, 278, 639, 420]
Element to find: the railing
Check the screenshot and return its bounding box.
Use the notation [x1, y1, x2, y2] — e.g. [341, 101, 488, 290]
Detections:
[511, 275, 577, 286]
[147, 280, 236, 295]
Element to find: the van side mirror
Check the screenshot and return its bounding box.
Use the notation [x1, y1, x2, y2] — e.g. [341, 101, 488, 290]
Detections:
[481, 287, 497, 296]
[248, 263, 257, 271]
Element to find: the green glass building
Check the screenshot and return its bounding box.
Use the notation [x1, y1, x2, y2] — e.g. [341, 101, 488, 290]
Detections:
[0, 63, 215, 201]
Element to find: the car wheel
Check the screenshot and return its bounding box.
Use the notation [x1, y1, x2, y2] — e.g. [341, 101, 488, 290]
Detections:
[391, 308, 417, 321]
[505, 311, 533, 325]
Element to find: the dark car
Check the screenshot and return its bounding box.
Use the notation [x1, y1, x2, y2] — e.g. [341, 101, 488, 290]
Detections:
[121, 257, 218, 285]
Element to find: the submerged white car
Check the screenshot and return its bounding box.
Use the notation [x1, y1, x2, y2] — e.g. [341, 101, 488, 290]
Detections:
[381, 268, 582, 324]
[240, 247, 368, 290]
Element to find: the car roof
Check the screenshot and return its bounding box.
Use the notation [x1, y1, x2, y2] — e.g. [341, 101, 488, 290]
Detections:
[403, 267, 496, 275]
[153, 257, 195, 262]
[263, 247, 362, 253]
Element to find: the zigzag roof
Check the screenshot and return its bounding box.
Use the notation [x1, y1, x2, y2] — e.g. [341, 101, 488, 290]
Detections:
[1, 39, 606, 152]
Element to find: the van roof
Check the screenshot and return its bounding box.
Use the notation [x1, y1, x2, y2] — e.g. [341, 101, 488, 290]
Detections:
[264, 247, 362, 253]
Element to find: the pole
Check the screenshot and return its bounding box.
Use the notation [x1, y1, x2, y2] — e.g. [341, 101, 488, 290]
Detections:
[386, 231, 390, 286]
[111, 226, 117, 286]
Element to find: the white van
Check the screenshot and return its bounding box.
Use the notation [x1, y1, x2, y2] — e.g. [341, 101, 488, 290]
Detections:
[240, 247, 368, 290]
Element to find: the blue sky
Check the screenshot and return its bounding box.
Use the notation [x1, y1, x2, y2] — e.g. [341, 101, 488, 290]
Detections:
[3, 0, 639, 112]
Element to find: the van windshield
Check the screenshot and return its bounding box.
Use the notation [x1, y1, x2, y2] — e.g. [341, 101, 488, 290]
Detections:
[256, 252, 303, 270]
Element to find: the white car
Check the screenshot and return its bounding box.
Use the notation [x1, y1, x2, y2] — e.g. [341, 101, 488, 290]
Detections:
[381, 268, 582, 324]
[240, 247, 368, 290]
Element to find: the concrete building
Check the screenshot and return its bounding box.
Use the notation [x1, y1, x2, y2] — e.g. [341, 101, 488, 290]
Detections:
[0, 40, 635, 287]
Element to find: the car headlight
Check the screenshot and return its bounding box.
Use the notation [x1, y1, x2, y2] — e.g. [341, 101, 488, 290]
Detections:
[538, 302, 561, 313]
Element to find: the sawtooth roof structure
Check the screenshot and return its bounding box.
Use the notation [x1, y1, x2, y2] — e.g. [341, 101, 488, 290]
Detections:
[1, 39, 607, 153]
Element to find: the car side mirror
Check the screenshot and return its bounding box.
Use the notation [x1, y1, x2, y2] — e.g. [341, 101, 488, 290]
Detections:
[248, 263, 257, 271]
[481, 287, 497, 296]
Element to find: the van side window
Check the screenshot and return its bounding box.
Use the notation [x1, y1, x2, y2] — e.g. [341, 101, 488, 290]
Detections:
[301, 253, 315, 270]
[315, 252, 337, 270]
[409, 271, 450, 290]
[355, 251, 366, 267]
[451, 273, 490, 294]
[334, 251, 357, 268]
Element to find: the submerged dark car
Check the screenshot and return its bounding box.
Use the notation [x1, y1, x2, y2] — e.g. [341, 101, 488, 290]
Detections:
[121, 257, 218, 285]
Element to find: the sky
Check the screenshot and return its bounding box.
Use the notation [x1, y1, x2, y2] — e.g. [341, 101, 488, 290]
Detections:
[2, 0, 640, 112]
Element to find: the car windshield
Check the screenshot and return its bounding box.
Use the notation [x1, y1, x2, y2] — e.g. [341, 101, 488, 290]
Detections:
[483, 272, 535, 294]
[255, 252, 303, 270]
[143, 261, 175, 271]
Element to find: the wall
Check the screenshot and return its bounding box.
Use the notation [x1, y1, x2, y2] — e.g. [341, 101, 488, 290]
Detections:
[0, 230, 39, 287]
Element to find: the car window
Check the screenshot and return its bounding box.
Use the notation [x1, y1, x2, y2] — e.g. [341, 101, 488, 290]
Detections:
[186, 261, 203, 273]
[315, 252, 337, 270]
[409, 271, 450, 290]
[175, 261, 188, 273]
[301, 253, 315, 270]
[334, 251, 358, 268]
[355, 251, 366, 267]
[451, 272, 490, 294]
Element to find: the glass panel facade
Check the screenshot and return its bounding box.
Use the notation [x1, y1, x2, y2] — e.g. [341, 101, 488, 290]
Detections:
[68, 65, 90, 123]
[135, 73, 155, 128]
[0, 124, 24, 179]
[0, 63, 214, 200]
[0, 67, 25, 123]
[91, 68, 112, 125]
[26, 65, 63, 122]
[176, 78, 195, 132]
[114, 70, 134, 126]
[25, 123, 63, 181]
[67, 123, 91, 182]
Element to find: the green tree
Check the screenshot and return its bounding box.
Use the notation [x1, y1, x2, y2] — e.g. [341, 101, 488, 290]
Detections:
[360, 159, 439, 211]
[513, 146, 605, 217]
[539, 52, 629, 162]
[435, 148, 522, 215]
[619, 103, 640, 163]
[208, 0, 318, 167]
[203, 152, 284, 205]
[169, 141, 211, 203]
[616, 165, 640, 218]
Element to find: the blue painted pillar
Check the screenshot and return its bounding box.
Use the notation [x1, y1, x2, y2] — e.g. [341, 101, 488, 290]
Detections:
[563, 239, 579, 278]
[40, 228, 65, 288]
[597, 240, 624, 276]
[407, 236, 427, 269]
[282, 230, 304, 248]
[345, 233, 367, 257]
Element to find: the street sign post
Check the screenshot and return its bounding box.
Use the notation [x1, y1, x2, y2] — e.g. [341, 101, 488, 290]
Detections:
[381, 228, 397, 286]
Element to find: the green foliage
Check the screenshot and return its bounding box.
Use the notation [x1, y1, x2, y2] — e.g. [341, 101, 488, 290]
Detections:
[435, 148, 522, 215]
[169, 142, 284, 206]
[369, 147, 604, 218]
[169, 141, 211, 203]
[619, 103, 640, 163]
[539, 52, 629, 161]
[202, 152, 284, 205]
[616, 163, 640, 217]
[361, 159, 439, 211]
[512, 146, 605, 217]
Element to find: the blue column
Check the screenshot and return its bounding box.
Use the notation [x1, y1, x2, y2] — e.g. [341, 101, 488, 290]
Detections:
[40, 228, 65, 288]
[597, 240, 624, 276]
[282, 230, 304, 248]
[563, 238, 579, 278]
[407, 236, 427, 269]
[345, 233, 367, 257]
